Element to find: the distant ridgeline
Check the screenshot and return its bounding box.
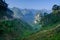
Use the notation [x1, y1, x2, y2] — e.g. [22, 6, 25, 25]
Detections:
[0, 0, 13, 19]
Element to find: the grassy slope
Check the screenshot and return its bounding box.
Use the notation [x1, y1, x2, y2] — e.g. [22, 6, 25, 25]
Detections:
[24, 23, 60, 40]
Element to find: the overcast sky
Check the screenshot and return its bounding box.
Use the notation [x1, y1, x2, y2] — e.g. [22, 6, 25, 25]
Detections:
[5, 0, 60, 10]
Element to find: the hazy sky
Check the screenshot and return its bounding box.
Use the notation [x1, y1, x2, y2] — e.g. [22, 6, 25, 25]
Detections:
[5, 0, 60, 10]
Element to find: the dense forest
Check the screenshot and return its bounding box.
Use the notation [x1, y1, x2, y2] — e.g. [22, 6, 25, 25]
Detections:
[0, 0, 60, 40]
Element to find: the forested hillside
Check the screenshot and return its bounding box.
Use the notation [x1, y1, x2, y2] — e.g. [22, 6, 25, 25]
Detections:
[23, 4, 60, 40]
[0, 0, 33, 40]
[0, 0, 60, 40]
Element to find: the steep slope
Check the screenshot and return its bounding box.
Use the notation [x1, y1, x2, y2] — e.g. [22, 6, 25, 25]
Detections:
[24, 24, 60, 40]
[11, 8, 51, 31]
[0, 19, 33, 40]
[11, 7, 23, 18]
[23, 4, 60, 40]
[0, 1, 33, 40]
[11, 8, 35, 24]
[11, 7, 50, 24]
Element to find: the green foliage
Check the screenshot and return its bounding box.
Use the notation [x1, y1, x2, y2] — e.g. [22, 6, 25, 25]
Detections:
[24, 4, 60, 40]
[0, 19, 32, 40]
